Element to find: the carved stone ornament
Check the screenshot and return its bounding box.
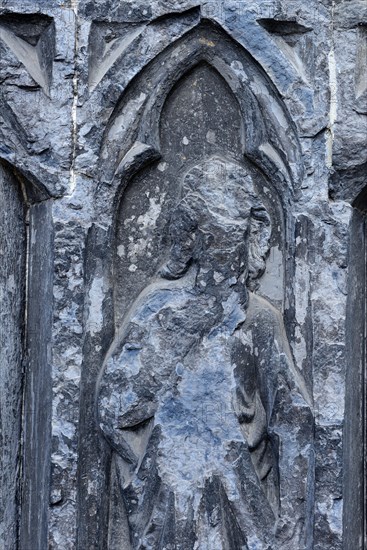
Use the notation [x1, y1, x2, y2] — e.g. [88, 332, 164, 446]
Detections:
[97, 157, 314, 549]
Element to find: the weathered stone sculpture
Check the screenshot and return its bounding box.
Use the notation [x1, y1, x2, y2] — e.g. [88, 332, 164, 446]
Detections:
[0, 2, 366, 549]
[97, 157, 313, 549]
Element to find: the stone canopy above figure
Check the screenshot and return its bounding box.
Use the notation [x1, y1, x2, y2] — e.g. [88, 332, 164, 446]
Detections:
[97, 156, 313, 550]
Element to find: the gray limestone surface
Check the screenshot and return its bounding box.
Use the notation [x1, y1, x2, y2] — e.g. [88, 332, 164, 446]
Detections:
[0, 1, 366, 549]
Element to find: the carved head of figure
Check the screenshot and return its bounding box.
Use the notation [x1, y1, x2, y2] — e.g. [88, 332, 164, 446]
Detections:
[161, 156, 271, 291]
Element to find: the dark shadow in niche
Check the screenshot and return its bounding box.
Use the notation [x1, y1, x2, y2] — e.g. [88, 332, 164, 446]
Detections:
[0, 160, 53, 549]
[344, 192, 367, 549]
[88, 20, 146, 93]
[257, 18, 312, 35]
[0, 13, 55, 95]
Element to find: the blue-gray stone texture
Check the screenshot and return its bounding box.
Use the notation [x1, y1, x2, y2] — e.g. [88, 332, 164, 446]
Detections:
[0, 1, 366, 549]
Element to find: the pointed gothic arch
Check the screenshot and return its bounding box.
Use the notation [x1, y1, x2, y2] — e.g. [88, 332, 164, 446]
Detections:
[96, 19, 304, 214]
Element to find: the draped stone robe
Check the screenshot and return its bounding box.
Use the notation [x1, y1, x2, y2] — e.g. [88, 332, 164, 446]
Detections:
[97, 274, 313, 550]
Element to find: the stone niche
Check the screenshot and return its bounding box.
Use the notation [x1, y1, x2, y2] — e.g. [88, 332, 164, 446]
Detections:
[0, 2, 366, 550]
[88, 20, 310, 550]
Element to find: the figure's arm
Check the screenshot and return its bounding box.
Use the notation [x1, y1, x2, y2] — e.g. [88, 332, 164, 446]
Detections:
[251, 299, 314, 546]
[248, 293, 312, 408]
[232, 325, 281, 517]
[273, 307, 312, 409]
[234, 295, 313, 523]
[231, 332, 267, 450]
[97, 322, 160, 463]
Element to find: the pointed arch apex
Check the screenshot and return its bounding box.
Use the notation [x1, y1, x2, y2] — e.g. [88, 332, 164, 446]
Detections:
[98, 19, 303, 208]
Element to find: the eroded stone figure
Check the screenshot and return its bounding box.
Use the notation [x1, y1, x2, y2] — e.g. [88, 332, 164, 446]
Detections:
[97, 157, 313, 550]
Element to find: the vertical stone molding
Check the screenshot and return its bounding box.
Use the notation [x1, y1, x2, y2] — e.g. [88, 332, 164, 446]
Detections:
[0, 163, 27, 550]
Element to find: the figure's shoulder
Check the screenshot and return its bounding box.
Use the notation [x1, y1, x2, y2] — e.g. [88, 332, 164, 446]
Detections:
[104, 282, 189, 364]
[133, 280, 190, 317]
[117, 278, 193, 334]
[133, 284, 174, 317]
